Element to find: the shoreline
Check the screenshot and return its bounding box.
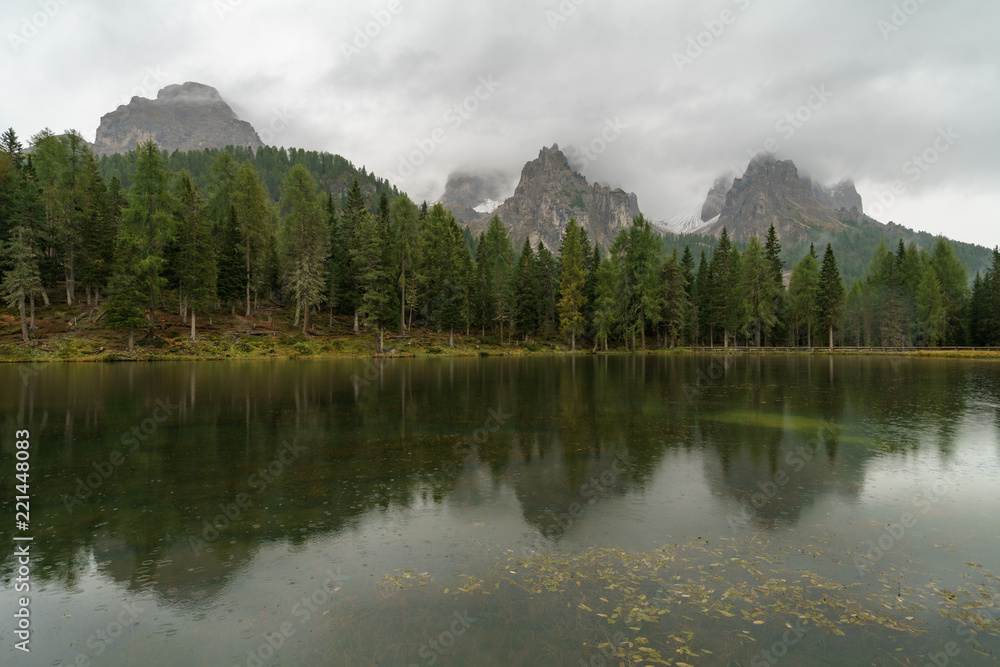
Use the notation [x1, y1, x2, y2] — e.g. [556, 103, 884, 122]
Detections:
[2, 332, 998, 364]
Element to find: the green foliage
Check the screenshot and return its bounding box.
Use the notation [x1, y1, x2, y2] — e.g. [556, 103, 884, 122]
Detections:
[557, 217, 589, 349]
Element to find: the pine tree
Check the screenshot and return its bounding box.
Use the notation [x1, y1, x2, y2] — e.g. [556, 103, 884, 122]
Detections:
[217, 206, 245, 314]
[742, 235, 776, 347]
[660, 249, 688, 348]
[280, 165, 329, 336]
[514, 237, 539, 336]
[789, 252, 820, 347]
[763, 224, 787, 345]
[104, 227, 147, 351]
[175, 172, 216, 340]
[593, 255, 620, 351]
[536, 241, 558, 332]
[558, 218, 588, 350]
[817, 244, 845, 349]
[929, 237, 968, 345]
[915, 267, 946, 347]
[121, 140, 174, 338]
[614, 214, 661, 351]
[233, 162, 273, 316]
[1, 226, 43, 341]
[389, 194, 420, 331]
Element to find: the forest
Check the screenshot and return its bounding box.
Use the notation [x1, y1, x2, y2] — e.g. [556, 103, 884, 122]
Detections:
[2, 130, 999, 353]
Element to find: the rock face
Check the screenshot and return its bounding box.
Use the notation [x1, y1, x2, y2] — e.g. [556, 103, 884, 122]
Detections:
[803, 177, 864, 214]
[704, 156, 851, 243]
[700, 174, 735, 222]
[487, 145, 640, 250]
[93, 82, 263, 156]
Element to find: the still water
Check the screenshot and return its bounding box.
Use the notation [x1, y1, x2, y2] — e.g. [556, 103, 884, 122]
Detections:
[1, 355, 999, 666]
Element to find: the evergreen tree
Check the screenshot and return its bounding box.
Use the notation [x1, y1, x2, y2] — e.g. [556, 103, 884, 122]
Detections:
[280, 165, 329, 336]
[915, 267, 947, 347]
[514, 237, 539, 336]
[104, 226, 147, 351]
[175, 172, 216, 340]
[660, 249, 688, 348]
[1, 226, 43, 341]
[788, 252, 820, 347]
[558, 218, 588, 351]
[536, 241, 558, 333]
[742, 235, 776, 347]
[817, 244, 845, 349]
[217, 206, 246, 314]
[593, 255, 620, 350]
[929, 237, 968, 345]
[121, 140, 174, 337]
[233, 162, 273, 316]
[763, 224, 787, 345]
[389, 194, 420, 331]
[614, 214, 661, 351]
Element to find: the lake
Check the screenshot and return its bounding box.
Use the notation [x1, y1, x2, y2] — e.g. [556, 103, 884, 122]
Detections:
[2, 355, 999, 666]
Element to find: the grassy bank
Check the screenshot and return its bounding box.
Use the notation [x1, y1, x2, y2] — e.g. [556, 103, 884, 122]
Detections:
[3, 300, 999, 363]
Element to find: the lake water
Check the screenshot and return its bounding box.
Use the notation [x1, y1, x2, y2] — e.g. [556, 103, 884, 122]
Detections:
[2, 355, 999, 666]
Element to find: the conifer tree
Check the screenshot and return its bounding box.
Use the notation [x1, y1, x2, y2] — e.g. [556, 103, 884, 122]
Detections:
[558, 217, 588, 351]
[175, 173, 216, 340]
[817, 244, 845, 349]
[280, 165, 329, 336]
[789, 251, 820, 347]
[514, 237, 539, 336]
[1, 226, 43, 341]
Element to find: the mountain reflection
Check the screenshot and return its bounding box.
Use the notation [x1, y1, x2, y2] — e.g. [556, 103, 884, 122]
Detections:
[0, 355, 987, 605]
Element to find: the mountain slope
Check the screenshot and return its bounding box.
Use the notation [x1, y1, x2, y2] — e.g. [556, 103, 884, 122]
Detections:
[474, 145, 640, 249]
[93, 82, 263, 156]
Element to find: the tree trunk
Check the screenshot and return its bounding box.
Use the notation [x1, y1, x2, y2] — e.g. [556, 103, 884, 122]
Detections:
[86, 284, 92, 306]
[400, 263, 406, 331]
[246, 238, 252, 318]
[379, 327, 384, 354]
[449, 329, 454, 349]
[29, 295, 36, 331]
[95, 287, 100, 306]
[18, 300, 28, 342]
[571, 329, 576, 352]
[354, 310, 359, 333]
[724, 329, 729, 349]
[190, 310, 197, 341]
[828, 324, 834, 351]
[128, 330, 134, 352]
[302, 300, 309, 336]
[294, 303, 300, 328]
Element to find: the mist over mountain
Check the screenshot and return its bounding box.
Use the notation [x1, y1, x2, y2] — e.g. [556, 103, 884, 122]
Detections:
[93, 82, 263, 156]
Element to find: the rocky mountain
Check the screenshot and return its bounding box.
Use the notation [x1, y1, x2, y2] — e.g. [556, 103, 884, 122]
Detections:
[93, 82, 263, 156]
[456, 145, 640, 250]
[803, 177, 864, 214]
[702, 156, 860, 244]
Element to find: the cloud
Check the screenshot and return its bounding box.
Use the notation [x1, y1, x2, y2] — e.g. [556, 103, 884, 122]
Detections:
[2, 0, 997, 246]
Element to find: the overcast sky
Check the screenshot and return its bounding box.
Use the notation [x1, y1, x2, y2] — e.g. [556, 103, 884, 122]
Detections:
[2, 0, 998, 246]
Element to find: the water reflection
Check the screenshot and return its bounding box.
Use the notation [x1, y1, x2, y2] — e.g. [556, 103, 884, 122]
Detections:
[1, 356, 997, 614]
